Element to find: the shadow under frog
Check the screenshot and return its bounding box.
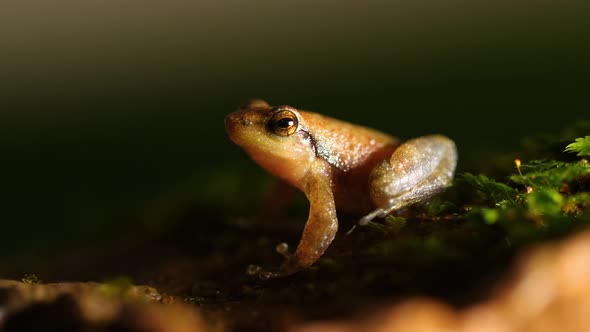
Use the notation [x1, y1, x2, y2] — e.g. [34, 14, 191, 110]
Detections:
[224, 100, 457, 279]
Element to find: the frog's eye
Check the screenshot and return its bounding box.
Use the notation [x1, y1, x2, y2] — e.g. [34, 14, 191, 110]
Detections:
[269, 109, 299, 136]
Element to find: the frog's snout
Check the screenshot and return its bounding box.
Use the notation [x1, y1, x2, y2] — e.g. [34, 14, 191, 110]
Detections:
[225, 112, 256, 146]
[225, 113, 254, 131]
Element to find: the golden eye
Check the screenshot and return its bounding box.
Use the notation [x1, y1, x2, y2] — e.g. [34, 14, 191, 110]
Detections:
[269, 109, 298, 136]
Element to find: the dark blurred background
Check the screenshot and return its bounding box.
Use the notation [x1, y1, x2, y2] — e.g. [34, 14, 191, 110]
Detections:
[1, 1, 589, 270]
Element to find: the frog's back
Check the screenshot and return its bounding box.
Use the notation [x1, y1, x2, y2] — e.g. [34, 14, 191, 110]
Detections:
[299, 111, 399, 172]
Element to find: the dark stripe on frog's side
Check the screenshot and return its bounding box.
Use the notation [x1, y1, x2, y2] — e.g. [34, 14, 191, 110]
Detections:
[298, 129, 320, 159]
[298, 129, 338, 169]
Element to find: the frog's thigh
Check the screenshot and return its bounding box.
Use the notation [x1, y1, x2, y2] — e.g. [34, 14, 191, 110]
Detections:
[367, 135, 457, 218]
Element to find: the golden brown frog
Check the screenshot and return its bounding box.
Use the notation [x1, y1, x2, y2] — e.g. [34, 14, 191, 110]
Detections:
[224, 100, 457, 278]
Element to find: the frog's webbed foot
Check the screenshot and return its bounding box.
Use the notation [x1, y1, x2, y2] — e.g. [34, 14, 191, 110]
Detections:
[354, 135, 457, 231]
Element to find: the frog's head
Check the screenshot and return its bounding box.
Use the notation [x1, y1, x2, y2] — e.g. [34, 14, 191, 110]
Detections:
[224, 99, 316, 187]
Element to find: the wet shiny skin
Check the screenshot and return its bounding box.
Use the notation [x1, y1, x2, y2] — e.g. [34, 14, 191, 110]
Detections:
[225, 100, 457, 278]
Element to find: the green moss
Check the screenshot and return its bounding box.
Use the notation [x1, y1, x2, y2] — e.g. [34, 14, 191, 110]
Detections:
[481, 208, 500, 224]
[509, 160, 590, 189]
[565, 136, 590, 157]
[458, 173, 518, 207]
[364, 215, 407, 234]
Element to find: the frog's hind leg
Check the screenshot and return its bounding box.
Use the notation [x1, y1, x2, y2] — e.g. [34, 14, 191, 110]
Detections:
[359, 135, 457, 226]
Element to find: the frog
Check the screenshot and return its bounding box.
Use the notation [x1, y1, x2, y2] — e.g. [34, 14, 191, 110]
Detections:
[224, 99, 457, 279]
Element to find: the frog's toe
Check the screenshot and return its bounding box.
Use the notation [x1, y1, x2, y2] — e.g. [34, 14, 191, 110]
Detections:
[358, 207, 387, 226]
[246, 243, 300, 280]
[246, 264, 263, 276]
[246, 264, 281, 279]
[349, 202, 409, 234]
[275, 242, 292, 259]
[258, 270, 282, 280]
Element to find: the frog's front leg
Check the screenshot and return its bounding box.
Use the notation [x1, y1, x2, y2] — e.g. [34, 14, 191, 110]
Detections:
[360, 135, 457, 226]
[252, 162, 338, 279]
